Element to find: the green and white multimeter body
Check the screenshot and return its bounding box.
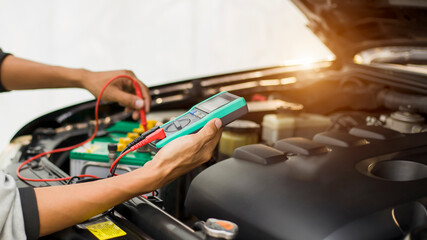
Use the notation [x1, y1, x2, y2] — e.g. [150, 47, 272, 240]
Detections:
[150, 91, 248, 151]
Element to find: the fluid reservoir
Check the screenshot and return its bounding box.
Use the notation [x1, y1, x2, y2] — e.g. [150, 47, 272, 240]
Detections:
[262, 113, 331, 145]
[219, 120, 260, 157]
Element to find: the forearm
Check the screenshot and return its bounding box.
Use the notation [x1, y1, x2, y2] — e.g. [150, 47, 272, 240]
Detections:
[0, 55, 88, 90]
[0, 54, 151, 115]
[34, 160, 170, 236]
[33, 119, 221, 237]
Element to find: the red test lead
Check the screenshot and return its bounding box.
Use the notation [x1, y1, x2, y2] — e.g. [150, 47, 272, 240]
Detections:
[132, 82, 147, 131]
[16, 75, 145, 183]
[109, 128, 165, 175]
[130, 128, 165, 151]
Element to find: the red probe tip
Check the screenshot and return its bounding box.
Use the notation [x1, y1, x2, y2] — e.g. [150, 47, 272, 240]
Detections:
[130, 128, 165, 151]
[140, 109, 147, 131]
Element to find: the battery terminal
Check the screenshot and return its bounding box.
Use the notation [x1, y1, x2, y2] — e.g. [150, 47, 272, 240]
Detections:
[127, 132, 139, 140]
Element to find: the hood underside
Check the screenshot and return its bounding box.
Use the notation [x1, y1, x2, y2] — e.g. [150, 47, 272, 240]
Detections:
[292, 0, 427, 60]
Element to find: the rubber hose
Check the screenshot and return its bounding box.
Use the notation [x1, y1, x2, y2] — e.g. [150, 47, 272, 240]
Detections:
[377, 89, 427, 114]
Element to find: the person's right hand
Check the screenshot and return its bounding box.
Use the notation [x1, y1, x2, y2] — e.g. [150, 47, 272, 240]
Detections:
[81, 70, 151, 120]
[148, 118, 222, 188]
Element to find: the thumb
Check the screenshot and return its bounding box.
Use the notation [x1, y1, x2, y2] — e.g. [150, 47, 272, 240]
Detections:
[107, 87, 145, 110]
[194, 118, 222, 144]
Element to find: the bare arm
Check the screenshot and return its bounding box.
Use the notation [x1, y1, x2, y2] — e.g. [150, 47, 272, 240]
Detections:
[0, 55, 151, 114]
[35, 118, 222, 236]
[1, 55, 86, 90]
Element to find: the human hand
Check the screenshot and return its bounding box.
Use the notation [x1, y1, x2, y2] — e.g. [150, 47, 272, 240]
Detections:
[81, 70, 151, 120]
[148, 118, 222, 187]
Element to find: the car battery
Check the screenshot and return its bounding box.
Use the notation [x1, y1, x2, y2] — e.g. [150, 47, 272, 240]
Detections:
[70, 121, 153, 178]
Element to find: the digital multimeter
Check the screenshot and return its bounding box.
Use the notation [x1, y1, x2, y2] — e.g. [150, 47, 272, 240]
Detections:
[150, 91, 248, 151]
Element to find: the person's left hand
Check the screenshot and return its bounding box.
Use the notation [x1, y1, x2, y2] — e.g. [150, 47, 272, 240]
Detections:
[145, 118, 222, 188]
[81, 70, 151, 119]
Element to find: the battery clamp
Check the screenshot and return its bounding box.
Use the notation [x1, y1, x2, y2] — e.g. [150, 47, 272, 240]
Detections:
[150, 91, 248, 152]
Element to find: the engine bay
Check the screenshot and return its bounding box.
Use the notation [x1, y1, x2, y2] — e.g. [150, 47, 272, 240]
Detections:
[2, 61, 427, 239]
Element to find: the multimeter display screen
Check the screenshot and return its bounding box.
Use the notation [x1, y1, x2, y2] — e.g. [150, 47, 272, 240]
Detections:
[197, 96, 230, 113]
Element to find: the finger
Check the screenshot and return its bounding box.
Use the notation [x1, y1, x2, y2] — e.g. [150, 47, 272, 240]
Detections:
[108, 87, 146, 110]
[201, 128, 222, 154]
[132, 111, 140, 120]
[193, 129, 222, 165]
[129, 74, 151, 112]
[138, 81, 151, 112]
[205, 128, 222, 150]
[121, 72, 151, 112]
[122, 76, 135, 92]
[194, 119, 222, 145]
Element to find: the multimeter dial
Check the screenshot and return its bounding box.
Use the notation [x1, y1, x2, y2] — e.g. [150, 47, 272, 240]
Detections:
[165, 118, 191, 133]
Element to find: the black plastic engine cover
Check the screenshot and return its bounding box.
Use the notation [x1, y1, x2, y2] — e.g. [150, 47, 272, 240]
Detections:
[185, 127, 427, 240]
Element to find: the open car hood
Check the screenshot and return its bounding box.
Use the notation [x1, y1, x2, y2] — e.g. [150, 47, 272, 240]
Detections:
[291, 0, 427, 61]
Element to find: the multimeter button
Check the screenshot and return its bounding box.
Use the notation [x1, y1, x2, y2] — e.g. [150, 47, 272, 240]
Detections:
[165, 119, 191, 133]
[173, 120, 183, 130]
[194, 111, 206, 119]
